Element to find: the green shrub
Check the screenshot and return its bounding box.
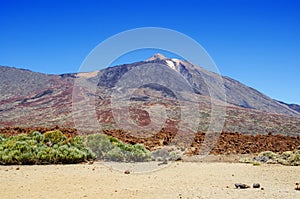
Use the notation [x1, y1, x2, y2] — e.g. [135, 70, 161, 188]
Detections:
[106, 148, 124, 161]
[239, 157, 252, 164]
[0, 131, 95, 165]
[281, 151, 293, 159]
[28, 131, 44, 143]
[258, 151, 278, 159]
[252, 161, 261, 166]
[246, 149, 300, 166]
[85, 134, 114, 159]
[85, 134, 151, 162]
[0, 134, 6, 143]
[287, 153, 300, 166]
[43, 130, 67, 145]
[0, 132, 151, 164]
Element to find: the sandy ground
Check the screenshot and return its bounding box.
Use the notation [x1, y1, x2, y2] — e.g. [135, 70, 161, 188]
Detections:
[1, 160, 300, 199]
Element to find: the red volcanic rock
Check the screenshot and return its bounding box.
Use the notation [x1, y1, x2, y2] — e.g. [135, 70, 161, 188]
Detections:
[129, 107, 151, 126]
[102, 129, 300, 155]
[0, 127, 299, 155]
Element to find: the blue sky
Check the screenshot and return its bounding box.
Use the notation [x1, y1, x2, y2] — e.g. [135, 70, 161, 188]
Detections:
[0, 0, 299, 104]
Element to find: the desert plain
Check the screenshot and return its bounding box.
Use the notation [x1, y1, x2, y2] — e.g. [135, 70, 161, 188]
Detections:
[1, 158, 300, 199]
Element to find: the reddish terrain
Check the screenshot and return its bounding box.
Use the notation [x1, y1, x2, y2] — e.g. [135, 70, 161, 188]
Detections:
[0, 126, 78, 137]
[1, 127, 299, 155]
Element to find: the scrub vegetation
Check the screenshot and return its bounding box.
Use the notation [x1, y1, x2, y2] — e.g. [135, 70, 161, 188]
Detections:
[0, 130, 151, 165]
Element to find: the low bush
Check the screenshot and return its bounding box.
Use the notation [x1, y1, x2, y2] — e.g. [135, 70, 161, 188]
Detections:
[0, 131, 151, 164]
[258, 151, 278, 159]
[43, 130, 67, 145]
[85, 134, 151, 162]
[0, 131, 95, 165]
[239, 157, 252, 164]
[247, 146, 300, 166]
[252, 161, 261, 166]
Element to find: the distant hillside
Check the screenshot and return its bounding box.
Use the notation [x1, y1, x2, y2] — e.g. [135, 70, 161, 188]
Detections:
[277, 101, 300, 113]
[0, 55, 300, 135]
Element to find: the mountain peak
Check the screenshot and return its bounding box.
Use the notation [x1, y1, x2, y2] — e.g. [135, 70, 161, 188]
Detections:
[146, 53, 168, 61]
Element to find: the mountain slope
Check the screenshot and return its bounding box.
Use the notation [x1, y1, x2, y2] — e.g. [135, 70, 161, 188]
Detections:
[0, 55, 299, 135]
[153, 55, 299, 116]
[0, 66, 75, 126]
[277, 101, 300, 113]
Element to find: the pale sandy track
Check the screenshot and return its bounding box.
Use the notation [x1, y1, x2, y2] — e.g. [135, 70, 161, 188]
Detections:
[1, 161, 300, 199]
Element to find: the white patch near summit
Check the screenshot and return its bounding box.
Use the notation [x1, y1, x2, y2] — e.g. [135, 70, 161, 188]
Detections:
[165, 60, 176, 71]
[171, 58, 181, 65]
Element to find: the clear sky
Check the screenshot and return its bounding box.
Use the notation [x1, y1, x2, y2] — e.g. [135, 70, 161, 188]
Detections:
[0, 0, 299, 104]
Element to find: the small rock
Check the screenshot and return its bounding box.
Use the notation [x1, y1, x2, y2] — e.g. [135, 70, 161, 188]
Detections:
[235, 183, 250, 189]
[253, 183, 260, 188]
[253, 156, 269, 163]
[16, 167, 20, 170]
[261, 187, 264, 190]
[124, 170, 130, 174]
[158, 159, 168, 166]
